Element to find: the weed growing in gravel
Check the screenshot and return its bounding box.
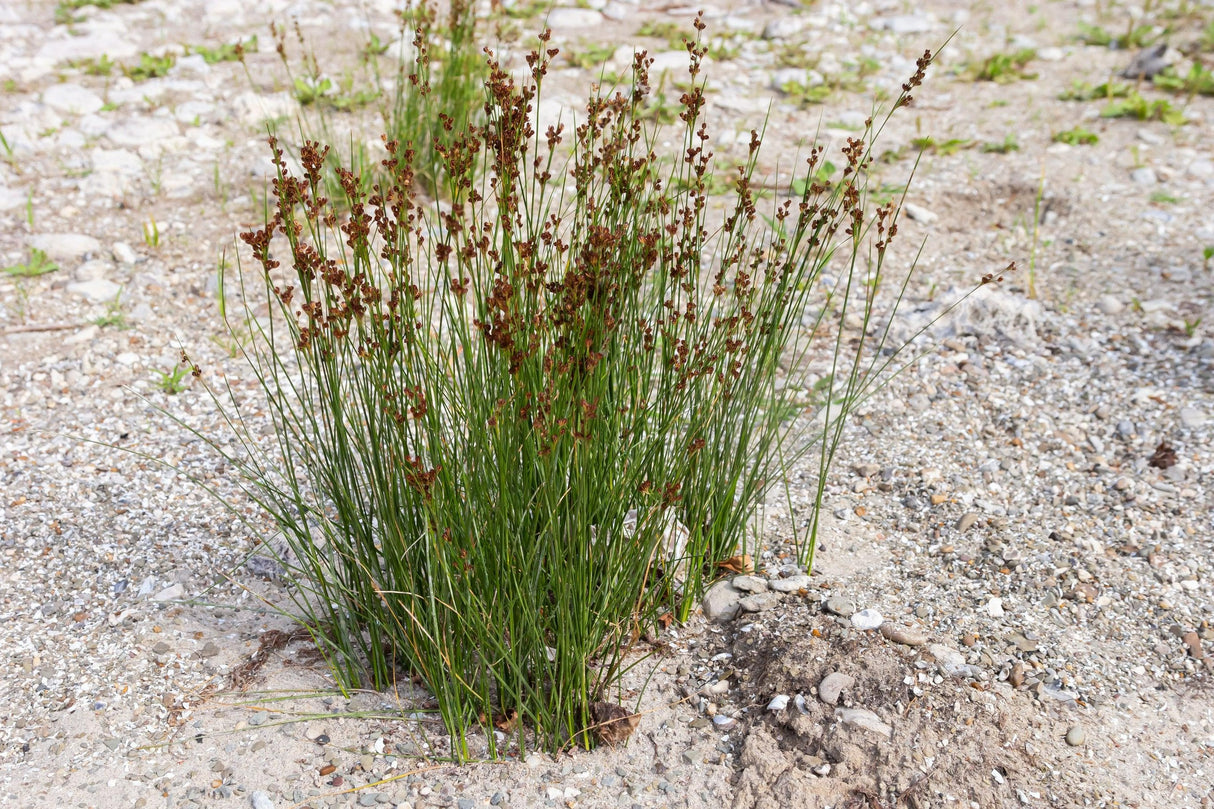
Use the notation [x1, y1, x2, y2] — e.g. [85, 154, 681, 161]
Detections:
[981, 134, 1020, 154]
[1053, 125, 1099, 145]
[3, 248, 58, 278]
[909, 135, 973, 156]
[1101, 91, 1186, 124]
[1204, 246, 1213, 270]
[142, 217, 160, 247]
[182, 23, 971, 758]
[153, 361, 191, 394]
[124, 52, 175, 81]
[1058, 79, 1130, 101]
[1076, 21, 1160, 49]
[91, 291, 129, 329]
[189, 36, 258, 65]
[1153, 62, 1214, 97]
[966, 48, 1037, 83]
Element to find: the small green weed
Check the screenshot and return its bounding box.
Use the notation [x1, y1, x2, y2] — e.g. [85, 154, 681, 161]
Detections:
[71, 54, 116, 76]
[189, 36, 258, 65]
[1183, 317, 1203, 337]
[142, 217, 160, 247]
[124, 52, 176, 81]
[92, 291, 129, 329]
[3, 247, 59, 278]
[1101, 91, 1186, 124]
[1076, 21, 1159, 49]
[967, 48, 1037, 83]
[564, 41, 617, 70]
[911, 135, 974, 155]
[153, 362, 191, 395]
[1153, 62, 1214, 97]
[1058, 80, 1130, 101]
[1053, 126, 1099, 145]
[982, 134, 1020, 154]
[1149, 191, 1179, 204]
[637, 20, 692, 50]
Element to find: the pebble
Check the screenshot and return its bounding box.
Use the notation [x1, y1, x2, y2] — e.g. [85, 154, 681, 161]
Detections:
[731, 575, 768, 593]
[769, 575, 810, 593]
[1096, 294, 1125, 315]
[42, 84, 106, 115]
[762, 18, 805, 40]
[1130, 167, 1157, 185]
[739, 592, 783, 613]
[903, 203, 938, 224]
[766, 695, 790, 712]
[544, 8, 602, 28]
[67, 279, 123, 304]
[956, 512, 980, 532]
[702, 580, 743, 623]
[1065, 725, 1086, 747]
[928, 644, 977, 678]
[824, 597, 855, 617]
[835, 707, 893, 739]
[880, 623, 928, 646]
[818, 672, 853, 706]
[851, 609, 884, 630]
[29, 233, 102, 262]
[1182, 631, 1204, 660]
[153, 583, 186, 602]
[1179, 407, 1208, 429]
[249, 792, 275, 809]
[871, 14, 934, 34]
[984, 597, 1004, 618]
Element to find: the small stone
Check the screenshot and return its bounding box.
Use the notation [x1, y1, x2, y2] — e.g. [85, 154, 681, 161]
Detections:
[712, 715, 736, 730]
[1130, 167, 1157, 184]
[739, 592, 783, 613]
[702, 581, 743, 623]
[457, 800, 474, 809]
[731, 575, 768, 593]
[544, 7, 602, 27]
[928, 644, 975, 677]
[956, 512, 980, 532]
[766, 695, 790, 712]
[762, 17, 805, 39]
[769, 575, 810, 593]
[1179, 407, 1208, 429]
[851, 609, 884, 630]
[872, 14, 933, 33]
[153, 583, 186, 601]
[29, 232, 102, 262]
[67, 279, 123, 303]
[880, 623, 928, 646]
[818, 672, 854, 706]
[904, 203, 938, 224]
[836, 707, 893, 739]
[1009, 661, 1026, 688]
[1182, 631, 1204, 660]
[152, 641, 171, 655]
[824, 597, 855, 617]
[250, 792, 275, 809]
[1096, 295, 1125, 315]
[43, 83, 105, 115]
[984, 597, 1004, 618]
[1065, 725, 1086, 747]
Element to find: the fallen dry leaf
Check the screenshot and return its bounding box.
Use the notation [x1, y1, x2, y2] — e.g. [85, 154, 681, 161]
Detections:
[589, 701, 640, 745]
[716, 554, 754, 574]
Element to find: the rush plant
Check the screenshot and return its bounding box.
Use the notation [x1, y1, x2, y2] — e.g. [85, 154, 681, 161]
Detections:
[185, 21, 960, 760]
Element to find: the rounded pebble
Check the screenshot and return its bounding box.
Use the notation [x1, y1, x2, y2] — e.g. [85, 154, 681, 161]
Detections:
[1066, 725, 1086, 747]
[851, 609, 884, 630]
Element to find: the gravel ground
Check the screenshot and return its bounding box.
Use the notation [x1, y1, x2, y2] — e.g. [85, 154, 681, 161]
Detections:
[1, 0, 1212, 806]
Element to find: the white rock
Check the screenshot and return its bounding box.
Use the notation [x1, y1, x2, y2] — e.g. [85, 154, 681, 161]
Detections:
[1130, 167, 1156, 185]
[904, 202, 938, 224]
[851, 609, 884, 630]
[153, 582, 186, 601]
[985, 597, 1004, 618]
[927, 644, 975, 677]
[1096, 294, 1124, 315]
[249, 791, 275, 809]
[648, 51, 693, 76]
[544, 8, 602, 28]
[872, 14, 934, 34]
[29, 233, 101, 261]
[67, 279, 123, 304]
[37, 34, 139, 63]
[732, 575, 768, 593]
[112, 242, 138, 265]
[836, 707, 892, 739]
[42, 84, 105, 115]
[106, 117, 181, 147]
[767, 694, 790, 711]
[0, 187, 26, 211]
[762, 17, 805, 40]
[1179, 407, 1208, 428]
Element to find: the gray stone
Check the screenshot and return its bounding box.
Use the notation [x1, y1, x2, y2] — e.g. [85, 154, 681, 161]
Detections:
[836, 707, 892, 739]
[824, 597, 855, 617]
[739, 591, 782, 613]
[67, 279, 122, 304]
[0, 187, 25, 211]
[702, 580, 742, 622]
[731, 575, 768, 593]
[1130, 167, 1157, 185]
[769, 575, 810, 593]
[927, 644, 977, 678]
[1188, 159, 1214, 179]
[1096, 294, 1125, 315]
[37, 33, 139, 63]
[42, 84, 105, 115]
[766, 694, 790, 711]
[851, 609, 884, 630]
[29, 233, 101, 262]
[818, 672, 853, 705]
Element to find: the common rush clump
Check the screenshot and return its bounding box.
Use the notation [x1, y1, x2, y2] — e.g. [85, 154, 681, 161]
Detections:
[186, 21, 972, 759]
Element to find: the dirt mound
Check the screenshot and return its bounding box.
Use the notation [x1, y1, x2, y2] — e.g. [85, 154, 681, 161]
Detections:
[722, 607, 1095, 808]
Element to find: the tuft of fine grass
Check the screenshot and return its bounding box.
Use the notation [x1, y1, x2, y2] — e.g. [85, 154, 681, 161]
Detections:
[175, 21, 977, 760]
